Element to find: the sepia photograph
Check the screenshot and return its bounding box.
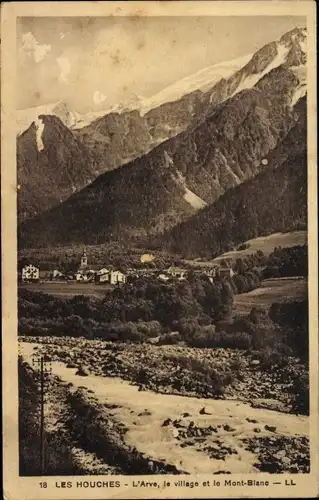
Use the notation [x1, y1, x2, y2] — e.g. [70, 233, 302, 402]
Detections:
[1, 1, 318, 499]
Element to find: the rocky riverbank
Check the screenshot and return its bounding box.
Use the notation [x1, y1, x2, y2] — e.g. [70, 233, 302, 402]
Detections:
[19, 356, 184, 475]
[19, 336, 307, 414]
[242, 435, 309, 473]
[19, 340, 309, 476]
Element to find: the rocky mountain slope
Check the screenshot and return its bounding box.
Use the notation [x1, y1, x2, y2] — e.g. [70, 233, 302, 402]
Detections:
[17, 50, 253, 220]
[165, 148, 307, 259]
[163, 98, 307, 259]
[16, 51, 253, 220]
[18, 151, 196, 247]
[18, 28, 307, 246]
[17, 116, 96, 220]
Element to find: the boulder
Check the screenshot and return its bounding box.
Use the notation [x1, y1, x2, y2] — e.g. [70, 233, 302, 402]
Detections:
[265, 425, 277, 432]
[76, 365, 89, 376]
[208, 426, 218, 433]
[281, 456, 292, 466]
[172, 428, 179, 438]
[162, 418, 172, 427]
[199, 407, 211, 415]
[223, 424, 235, 432]
[138, 410, 152, 417]
[66, 362, 77, 368]
[251, 360, 260, 366]
[274, 450, 286, 459]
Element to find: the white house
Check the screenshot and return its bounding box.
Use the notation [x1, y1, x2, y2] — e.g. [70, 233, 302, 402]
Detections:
[95, 269, 126, 285]
[97, 272, 110, 283]
[98, 273, 109, 283]
[167, 266, 187, 280]
[97, 268, 110, 276]
[22, 264, 40, 282]
[110, 270, 126, 285]
[95, 268, 110, 283]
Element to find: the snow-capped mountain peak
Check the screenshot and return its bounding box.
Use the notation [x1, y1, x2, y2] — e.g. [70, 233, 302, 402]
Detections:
[231, 42, 290, 97]
[138, 52, 253, 116]
[17, 26, 307, 136]
[17, 100, 77, 136]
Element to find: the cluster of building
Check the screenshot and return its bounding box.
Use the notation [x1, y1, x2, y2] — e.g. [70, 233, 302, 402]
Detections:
[159, 265, 235, 281]
[20, 249, 235, 284]
[20, 250, 126, 285]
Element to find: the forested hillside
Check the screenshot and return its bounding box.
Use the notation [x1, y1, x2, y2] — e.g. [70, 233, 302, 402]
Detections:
[163, 149, 307, 259]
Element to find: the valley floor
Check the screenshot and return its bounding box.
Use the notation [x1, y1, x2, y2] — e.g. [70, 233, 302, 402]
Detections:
[19, 281, 113, 298]
[19, 338, 309, 476]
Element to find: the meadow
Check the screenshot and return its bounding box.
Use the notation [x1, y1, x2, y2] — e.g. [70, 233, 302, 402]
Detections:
[233, 277, 307, 315]
[19, 281, 113, 298]
[184, 231, 307, 268]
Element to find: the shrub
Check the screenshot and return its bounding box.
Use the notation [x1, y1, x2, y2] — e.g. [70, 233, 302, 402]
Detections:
[291, 372, 309, 415]
[269, 300, 308, 361]
[257, 348, 282, 370]
[262, 266, 281, 279]
[186, 327, 252, 350]
[237, 242, 250, 251]
[157, 332, 181, 345]
[165, 353, 234, 397]
[229, 355, 246, 374]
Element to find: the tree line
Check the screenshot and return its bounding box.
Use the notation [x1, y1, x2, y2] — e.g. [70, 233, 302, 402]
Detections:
[224, 244, 307, 279]
[19, 269, 308, 360]
[19, 276, 234, 342]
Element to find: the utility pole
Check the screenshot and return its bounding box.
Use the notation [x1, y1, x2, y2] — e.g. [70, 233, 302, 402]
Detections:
[32, 353, 52, 476]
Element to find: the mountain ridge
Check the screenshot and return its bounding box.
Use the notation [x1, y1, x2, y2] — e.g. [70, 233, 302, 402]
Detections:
[162, 95, 307, 258]
[18, 84, 307, 249]
[18, 27, 307, 243]
[17, 26, 306, 136]
[162, 149, 307, 259]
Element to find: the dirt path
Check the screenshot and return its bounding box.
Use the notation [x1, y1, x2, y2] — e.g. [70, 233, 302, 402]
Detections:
[20, 342, 309, 475]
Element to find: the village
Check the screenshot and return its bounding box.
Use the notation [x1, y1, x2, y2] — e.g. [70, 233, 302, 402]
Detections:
[19, 248, 235, 286]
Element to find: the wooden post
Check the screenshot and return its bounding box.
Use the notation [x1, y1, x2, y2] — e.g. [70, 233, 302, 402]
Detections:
[32, 353, 51, 476]
[40, 356, 45, 475]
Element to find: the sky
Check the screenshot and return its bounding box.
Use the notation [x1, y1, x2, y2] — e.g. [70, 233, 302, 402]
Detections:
[17, 16, 306, 113]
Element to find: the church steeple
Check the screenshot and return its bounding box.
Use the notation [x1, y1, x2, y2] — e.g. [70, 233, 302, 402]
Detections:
[80, 246, 88, 269]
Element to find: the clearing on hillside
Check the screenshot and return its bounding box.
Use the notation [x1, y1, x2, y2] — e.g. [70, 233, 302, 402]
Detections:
[233, 277, 307, 315]
[183, 231, 307, 267]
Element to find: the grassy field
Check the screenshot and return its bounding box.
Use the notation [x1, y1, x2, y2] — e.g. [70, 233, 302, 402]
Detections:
[184, 231, 307, 267]
[234, 277, 308, 315]
[19, 282, 113, 298]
